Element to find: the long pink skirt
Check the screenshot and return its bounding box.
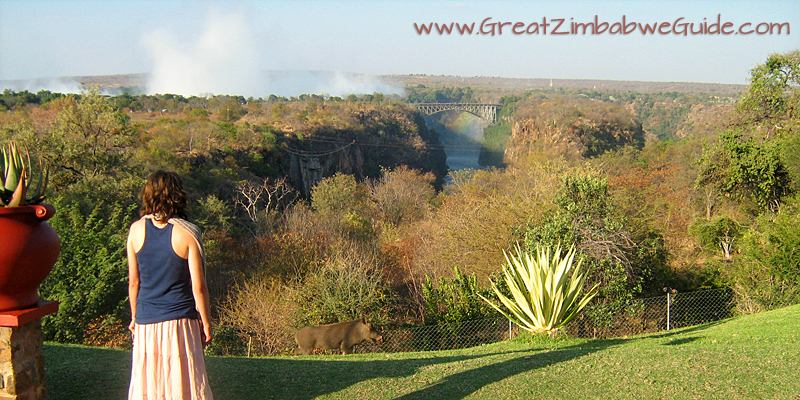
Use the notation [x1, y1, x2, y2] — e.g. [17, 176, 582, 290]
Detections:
[129, 318, 214, 400]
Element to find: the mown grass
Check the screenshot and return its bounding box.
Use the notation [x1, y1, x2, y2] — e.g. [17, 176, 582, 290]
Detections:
[44, 304, 800, 399]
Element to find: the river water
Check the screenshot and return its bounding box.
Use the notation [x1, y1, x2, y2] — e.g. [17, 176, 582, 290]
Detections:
[425, 111, 487, 172]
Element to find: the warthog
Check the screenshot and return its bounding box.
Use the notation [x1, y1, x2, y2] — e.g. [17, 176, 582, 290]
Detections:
[294, 317, 383, 355]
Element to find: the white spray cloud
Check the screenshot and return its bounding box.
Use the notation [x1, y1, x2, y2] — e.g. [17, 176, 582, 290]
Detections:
[0, 77, 83, 94]
[141, 7, 402, 98]
[262, 71, 403, 98]
[324, 72, 403, 98]
[142, 8, 263, 97]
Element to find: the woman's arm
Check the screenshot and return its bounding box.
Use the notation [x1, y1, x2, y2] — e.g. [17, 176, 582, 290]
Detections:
[185, 230, 213, 345]
[127, 222, 142, 334]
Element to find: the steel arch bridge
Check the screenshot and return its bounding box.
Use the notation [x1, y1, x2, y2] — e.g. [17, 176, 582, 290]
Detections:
[415, 103, 502, 125]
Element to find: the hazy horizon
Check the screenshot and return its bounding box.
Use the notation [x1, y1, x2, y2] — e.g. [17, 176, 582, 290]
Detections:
[1, 1, 796, 97]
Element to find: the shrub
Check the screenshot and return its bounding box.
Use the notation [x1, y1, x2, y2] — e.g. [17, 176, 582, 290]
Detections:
[292, 241, 394, 328]
[371, 166, 436, 227]
[422, 267, 498, 325]
[216, 277, 296, 356]
[83, 315, 131, 349]
[726, 196, 800, 313]
[311, 172, 370, 217]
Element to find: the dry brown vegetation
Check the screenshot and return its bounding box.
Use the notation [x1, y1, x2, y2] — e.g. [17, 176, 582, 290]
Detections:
[5, 51, 798, 355]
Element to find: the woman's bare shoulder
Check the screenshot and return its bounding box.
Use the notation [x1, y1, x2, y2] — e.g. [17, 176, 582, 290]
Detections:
[170, 223, 198, 247]
[128, 218, 146, 235]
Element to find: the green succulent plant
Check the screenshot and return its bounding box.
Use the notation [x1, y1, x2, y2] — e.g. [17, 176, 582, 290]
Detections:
[480, 244, 599, 334]
[1, 142, 49, 207]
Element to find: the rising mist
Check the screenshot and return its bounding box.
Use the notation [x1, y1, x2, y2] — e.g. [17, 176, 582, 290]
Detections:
[141, 7, 401, 98]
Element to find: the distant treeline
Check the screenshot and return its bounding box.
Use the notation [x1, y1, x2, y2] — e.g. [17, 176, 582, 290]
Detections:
[0, 89, 67, 110]
[405, 85, 477, 103]
[1, 86, 728, 142]
[0, 89, 404, 114]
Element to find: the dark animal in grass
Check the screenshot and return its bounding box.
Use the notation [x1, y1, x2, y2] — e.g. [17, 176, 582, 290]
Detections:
[294, 317, 384, 355]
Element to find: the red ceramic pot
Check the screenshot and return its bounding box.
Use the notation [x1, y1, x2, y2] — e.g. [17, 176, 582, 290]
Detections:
[0, 204, 60, 312]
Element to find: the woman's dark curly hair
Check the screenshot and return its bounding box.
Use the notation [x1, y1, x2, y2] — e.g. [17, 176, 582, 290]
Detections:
[139, 170, 189, 222]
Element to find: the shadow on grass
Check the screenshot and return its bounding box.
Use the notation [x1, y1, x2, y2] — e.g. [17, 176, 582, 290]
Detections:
[45, 342, 618, 400]
[394, 339, 627, 400]
[43, 344, 132, 400]
[649, 320, 723, 339]
[207, 348, 547, 400]
[45, 344, 542, 400]
[44, 321, 722, 400]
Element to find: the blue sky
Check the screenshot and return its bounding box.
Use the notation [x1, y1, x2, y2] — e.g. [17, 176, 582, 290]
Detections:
[0, 0, 797, 96]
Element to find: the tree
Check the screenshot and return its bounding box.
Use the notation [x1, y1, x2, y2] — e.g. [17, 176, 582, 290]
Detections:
[311, 173, 370, 217]
[234, 177, 296, 236]
[309, 173, 374, 240]
[48, 87, 138, 196]
[370, 166, 435, 227]
[725, 195, 800, 313]
[734, 49, 800, 194]
[292, 241, 393, 328]
[524, 175, 668, 324]
[737, 50, 800, 135]
[689, 217, 740, 261]
[696, 129, 792, 213]
[705, 50, 800, 312]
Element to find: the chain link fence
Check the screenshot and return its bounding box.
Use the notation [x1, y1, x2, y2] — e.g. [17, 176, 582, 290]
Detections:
[563, 287, 736, 339]
[357, 317, 514, 354]
[355, 287, 737, 354]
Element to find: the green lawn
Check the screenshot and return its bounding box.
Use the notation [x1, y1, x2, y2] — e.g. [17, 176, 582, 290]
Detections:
[44, 304, 800, 399]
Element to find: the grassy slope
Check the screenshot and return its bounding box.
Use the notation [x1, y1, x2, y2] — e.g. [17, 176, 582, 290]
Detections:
[44, 304, 800, 400]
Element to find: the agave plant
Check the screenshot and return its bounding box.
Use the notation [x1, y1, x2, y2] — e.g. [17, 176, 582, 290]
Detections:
[479, 244, 599, 334]
[1, 142, 49, 207]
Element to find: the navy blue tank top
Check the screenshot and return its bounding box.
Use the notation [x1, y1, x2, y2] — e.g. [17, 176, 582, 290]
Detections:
[135, 219, 198, 324]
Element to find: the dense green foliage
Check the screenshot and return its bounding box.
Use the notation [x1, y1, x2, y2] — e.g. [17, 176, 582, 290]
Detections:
[697, 129, 792, 212]
[693, 50, 800, 310]
[0, 89, 66, 111]
[524, 175, 668, 325]
[737, 50, 800, 129]
[422, 267, 498, 325]
[40, 200, 135, 343]
[727, 196, 800, 312]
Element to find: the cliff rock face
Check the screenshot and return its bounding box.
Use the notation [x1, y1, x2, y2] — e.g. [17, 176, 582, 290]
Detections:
[285, 106, 448, 196]
[504, 99, 644, 165]
[506, 118, 584, 163]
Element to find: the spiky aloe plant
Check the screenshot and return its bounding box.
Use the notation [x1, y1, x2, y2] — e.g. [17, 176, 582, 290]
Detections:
[0, 142, 48, 207]
[479, 244, 599, 333]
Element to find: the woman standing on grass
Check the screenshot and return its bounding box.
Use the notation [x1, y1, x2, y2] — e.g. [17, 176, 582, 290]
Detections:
[127, 170, 214, 400]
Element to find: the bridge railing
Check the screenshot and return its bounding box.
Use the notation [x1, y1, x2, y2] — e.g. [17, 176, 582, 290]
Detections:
[414, 103, 502, 124]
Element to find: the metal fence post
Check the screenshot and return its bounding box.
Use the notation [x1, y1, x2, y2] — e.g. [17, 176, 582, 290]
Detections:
[509, 319, 512, 340]
[666, 291, 671, 331]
